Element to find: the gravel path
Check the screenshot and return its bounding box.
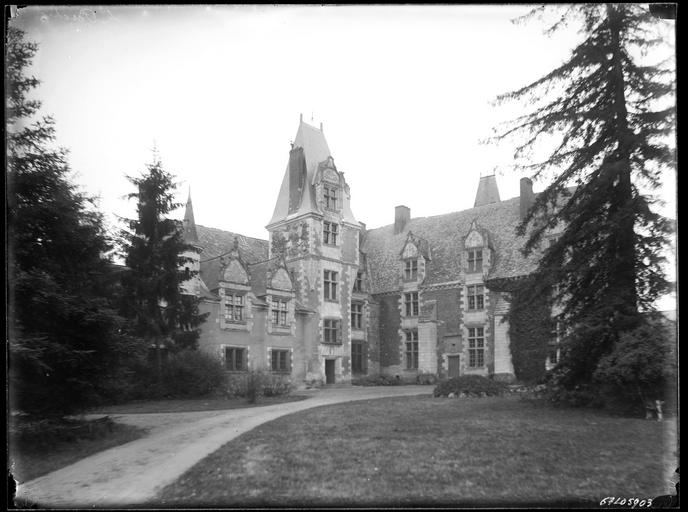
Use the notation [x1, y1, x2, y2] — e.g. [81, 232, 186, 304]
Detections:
[14, 386, 431, 508]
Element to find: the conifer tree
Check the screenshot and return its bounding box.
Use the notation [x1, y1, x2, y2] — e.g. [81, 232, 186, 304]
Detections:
[119, 158, 207, 373]
[7, 27, 139, 416]
[492, 5, 675, 394]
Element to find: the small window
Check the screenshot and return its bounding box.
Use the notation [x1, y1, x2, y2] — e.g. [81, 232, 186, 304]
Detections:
[323, 221, 338, 245]
[468, 327, 485, 368]
[225, 347, 246, 371]
[351, 302, 363, 329]
[324, 185, 338, 210]
[270, 349, 290, 373]
[225, 293, 245, 322]
[405, 329, 419, 369]
[468, 249, 483, 273]
[323, 319, 341, 344]
[353, 271, 363, 292]
[404, 259, 418, 281]
[324, 270, 338, 301]
[467, 285, 484, 310]
[351, 340, 366, 374]
[271, 298, 289, 327]
[404, 292, 419, 317]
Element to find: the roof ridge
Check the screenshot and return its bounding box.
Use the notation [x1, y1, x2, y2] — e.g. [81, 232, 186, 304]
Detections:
[196, 224, 268, 244]
[365, 195, 522, 233]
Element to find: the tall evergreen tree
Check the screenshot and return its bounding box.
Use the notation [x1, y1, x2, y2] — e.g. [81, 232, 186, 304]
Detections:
[119, 158, 207, 371]
[492, 5, 675, 391]
[7, 27, 139, 416]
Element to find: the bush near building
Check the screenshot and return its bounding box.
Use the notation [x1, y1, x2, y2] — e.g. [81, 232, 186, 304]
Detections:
[433, 375, 509, 398]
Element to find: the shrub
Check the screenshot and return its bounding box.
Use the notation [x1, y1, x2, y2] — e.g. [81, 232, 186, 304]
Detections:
[225, 370, 293, 403]
[351, 375, 403, 386]
[160, 350, 227, 398]
[593, 315, 677, 415]
[433, 375, 508, 398]
[9, 416, 116, 452]
[416, 372, 438, 385]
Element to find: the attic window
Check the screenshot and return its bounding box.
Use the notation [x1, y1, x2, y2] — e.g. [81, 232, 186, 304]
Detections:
[324, 184, 338, 210]
[404, 259, 418, 281]
[468, 249, 483, 273]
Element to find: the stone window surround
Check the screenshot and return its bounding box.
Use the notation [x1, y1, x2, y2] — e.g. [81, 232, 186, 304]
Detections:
[405, 329, 419, 369]
[323, 317, 342, 344]
[323, 269, 339, 302]
[404, 291, 419, 317]
[467, 326, 485, 368]
[467, 249, 483, 273]
[404, 258, 418, 281]
[323, 221, 339, 246]
[223, 292, 246, 324]
[268, 347, 292, 373]
[351, 301, 364, 330]
[467, 284, 485, 311]
[270, 296, 290, 327]
[323, 183, 339, 211]
[224, 345, 248, 372]
[353, 271, 364, 293]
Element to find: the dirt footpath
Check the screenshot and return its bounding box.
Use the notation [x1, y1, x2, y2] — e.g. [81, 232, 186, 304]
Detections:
[14, 386, 431, 508]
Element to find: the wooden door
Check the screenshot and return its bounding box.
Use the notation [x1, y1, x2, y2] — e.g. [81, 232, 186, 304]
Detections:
[448, 355, 460, 378]
[325, 359, 335, 384]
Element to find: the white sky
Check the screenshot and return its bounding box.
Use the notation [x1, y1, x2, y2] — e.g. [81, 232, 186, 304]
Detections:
[9, 5, 677, 308]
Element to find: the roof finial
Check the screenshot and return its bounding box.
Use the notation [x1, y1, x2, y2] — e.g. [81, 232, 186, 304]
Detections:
[320, 121, 323, 132]
[311, 111, 314, 122]
[299, 113, 303, 123]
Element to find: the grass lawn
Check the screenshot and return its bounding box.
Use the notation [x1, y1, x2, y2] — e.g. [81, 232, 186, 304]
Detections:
[9, 422, 147, 483]
[156, 395, 674, 508]
[89, 394, 309, 414]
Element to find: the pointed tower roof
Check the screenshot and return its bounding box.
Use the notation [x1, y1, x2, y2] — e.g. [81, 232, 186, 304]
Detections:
[474, 174, 501, 207]
[182, 190, 199, 244]
[268, 117, 357, 228]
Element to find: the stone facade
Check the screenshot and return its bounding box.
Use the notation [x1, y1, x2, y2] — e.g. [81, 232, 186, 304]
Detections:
[184, 119, 559, 386]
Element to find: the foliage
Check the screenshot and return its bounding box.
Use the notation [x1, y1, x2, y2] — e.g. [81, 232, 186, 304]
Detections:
[491, 5, 675, 394]
[224, 370, 293, 403]
[9, 416, 116, 453]
[593, 313, 676, 414]
[433, 375, 509, 398]
[7, 27, 141, 417]
[351, 375, 403, 386]
[100, 350, 227, 401]
[118, 158, 208, 358]
[415, 372, 439, 385]
[506, 278, 554, 383]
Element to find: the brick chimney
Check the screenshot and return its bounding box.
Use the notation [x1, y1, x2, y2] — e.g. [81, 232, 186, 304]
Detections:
[394, 205, 410, 235]
[519, 177, 534, 220]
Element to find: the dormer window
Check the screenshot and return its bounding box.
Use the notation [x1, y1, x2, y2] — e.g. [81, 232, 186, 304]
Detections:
[468, 249, 483, 273]
[353, 271, 363, 292]
[271, 298, 289, 327]
[224, 293, 245, 322]
[404, 259, 418, 281]
[323, 221, 338, 245]
[324, 184, 338, 210]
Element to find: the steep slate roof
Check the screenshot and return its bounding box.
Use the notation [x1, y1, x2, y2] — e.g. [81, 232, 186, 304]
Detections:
[268, 119, 357, 227]
[196, 225, 269, 292]
[182, 192, 199, 244]
[362, 195, 542, 294]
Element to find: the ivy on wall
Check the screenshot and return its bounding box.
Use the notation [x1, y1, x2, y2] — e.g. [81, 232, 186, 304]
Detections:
[494, 276, 554, 384]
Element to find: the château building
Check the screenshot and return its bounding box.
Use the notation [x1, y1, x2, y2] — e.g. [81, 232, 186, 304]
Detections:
[181, 117, 559, 386]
